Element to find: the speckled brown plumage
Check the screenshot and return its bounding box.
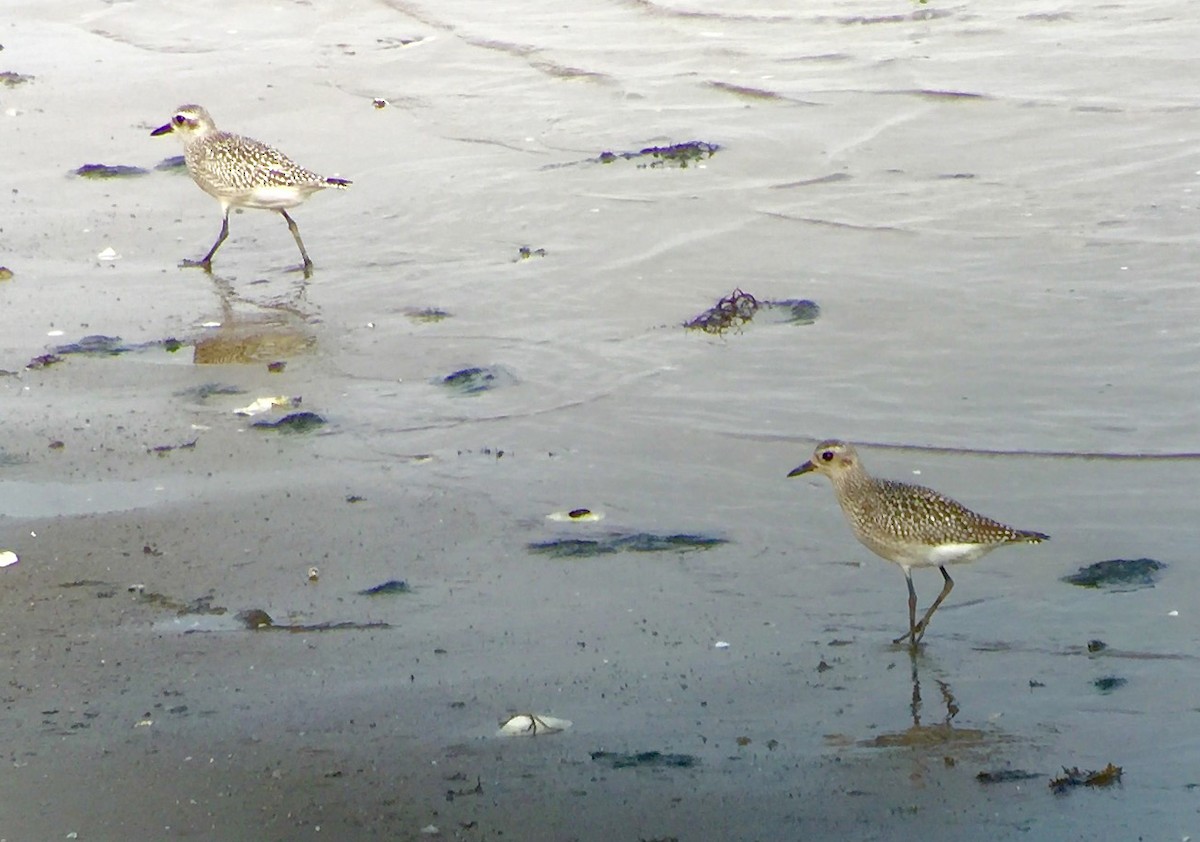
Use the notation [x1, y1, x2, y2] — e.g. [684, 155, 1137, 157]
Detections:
[788, 439, 1048, 645]
[151, 104, 350, 275]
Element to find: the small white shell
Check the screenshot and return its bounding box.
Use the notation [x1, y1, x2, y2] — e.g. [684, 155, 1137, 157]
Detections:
[97, 246, 121, 261]
[497, 713, 572, 737]
[0, 550, 18, 568]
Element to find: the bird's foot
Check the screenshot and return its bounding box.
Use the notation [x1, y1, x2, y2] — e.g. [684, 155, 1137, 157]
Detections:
[180, 257, 213, 273]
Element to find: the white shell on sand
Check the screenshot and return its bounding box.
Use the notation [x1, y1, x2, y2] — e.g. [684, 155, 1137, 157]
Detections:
[497, 713, 572, 737]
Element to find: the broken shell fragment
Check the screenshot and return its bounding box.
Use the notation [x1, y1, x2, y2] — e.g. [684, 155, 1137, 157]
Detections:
[234, 396, 301, 416]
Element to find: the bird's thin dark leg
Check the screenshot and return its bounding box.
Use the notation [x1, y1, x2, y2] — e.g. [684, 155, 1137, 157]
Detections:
[893, 569, 920, 645]
[280, 209, 314, 276]
[183, 211, 229, 271]
[912, 567, 954, 643]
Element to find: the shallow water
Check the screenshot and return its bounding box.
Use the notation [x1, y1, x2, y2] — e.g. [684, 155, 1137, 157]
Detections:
[2, 1, 1199, 839]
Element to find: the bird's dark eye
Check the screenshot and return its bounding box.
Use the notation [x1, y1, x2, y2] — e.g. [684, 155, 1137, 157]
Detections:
[821, 450, 834, 462]
[174, 114, 186, 124]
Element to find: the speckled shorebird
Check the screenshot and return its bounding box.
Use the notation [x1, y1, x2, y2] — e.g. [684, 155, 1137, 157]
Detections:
[151, 104, 350, 276]
[788, 440, 1048, 646]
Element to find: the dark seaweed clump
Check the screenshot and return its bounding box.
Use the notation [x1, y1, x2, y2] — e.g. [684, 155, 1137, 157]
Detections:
[251, 411, 326, 433]
[686, 288, 760, 333]
[685, 289, 821, 335]
[1050, 763, 1122, 795]
[598, 141, 719, 169]
[529, 532, 727, 559]
[358, 580, 412, 596]
[0, 71, 34, 87]
[439, 366, 517, 395]
[590, 751, 699, 769]
[1062, 558, 1165, 591]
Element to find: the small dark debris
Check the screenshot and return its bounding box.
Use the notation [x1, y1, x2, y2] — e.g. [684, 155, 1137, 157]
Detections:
[1093, 676, 1126, 693]
[184, 383, 246, 400]
[163, 337, 183, 353]
[155, 155, 187, 172]
[0, 71, 33, 87]
[251, 411, 326, 433]
[179, 595, 226, 616]
[597, 141, 719, 168]
[26, 354, 63, 370]
[267, 361, 286, 373]
[817, 659, 832, 672]
[1063, 558, 1166, 590]
[567, 508, 593, 519]
[445, 777, 483, 802]
[236, 608, 389, 633]
[976, 769, 1041, 784]
[346, 494, 366, 503]
[528, 533, 727, 559]
[590, 751, 699, 769]
[735, 736, 751, 747]
[150, 438, 197, 455]
[237, 608, 275, 629]
[1087, 639, 1107, 653]
[73, 163, 150, 179]
[48, 440, 64, 450]
[1029, 679, 1045, 688]
[517, 246, 547, 260]
[405, 307, 451, 323]
[143, 545, 163, 557]
[358, 579, 411, 596]
[1050, 763, 1123, 794]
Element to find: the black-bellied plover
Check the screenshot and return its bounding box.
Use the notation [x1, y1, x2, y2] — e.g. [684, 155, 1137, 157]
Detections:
[151, 104, 350, 276]
[788, 440, 1048, 646]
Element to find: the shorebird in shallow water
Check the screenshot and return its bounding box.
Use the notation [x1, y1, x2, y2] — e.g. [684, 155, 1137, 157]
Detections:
[789, 440, 1048, 646]
[151, 104, 350, 276]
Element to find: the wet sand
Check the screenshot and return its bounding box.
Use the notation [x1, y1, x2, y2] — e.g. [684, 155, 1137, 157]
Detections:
[4, 1, 1200, 839]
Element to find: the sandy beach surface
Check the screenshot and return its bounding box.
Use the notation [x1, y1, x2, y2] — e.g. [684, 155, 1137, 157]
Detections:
[2, 1, 1199, 839]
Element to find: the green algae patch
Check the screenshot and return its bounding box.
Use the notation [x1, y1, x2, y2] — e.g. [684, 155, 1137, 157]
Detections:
[74, 163, 150, 179]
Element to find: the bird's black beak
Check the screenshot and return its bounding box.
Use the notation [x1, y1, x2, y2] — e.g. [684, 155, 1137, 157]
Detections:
[150, 123, 173, 136]
[787, 460, 816, 478]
